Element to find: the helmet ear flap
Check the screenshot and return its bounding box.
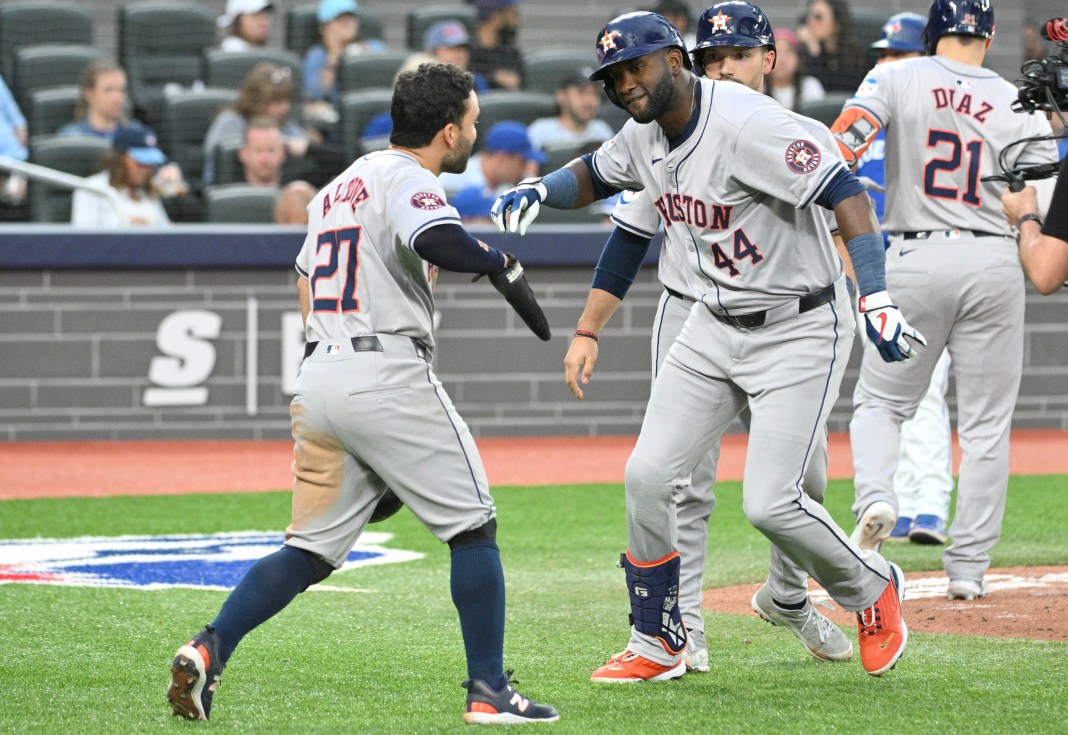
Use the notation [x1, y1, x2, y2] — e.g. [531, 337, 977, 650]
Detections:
[602, 79, 624, 109]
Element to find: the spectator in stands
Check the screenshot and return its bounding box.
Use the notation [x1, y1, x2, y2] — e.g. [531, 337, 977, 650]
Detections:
[240, 116, 286, 186]
[71, 126, 171, 227]
[360, 110, 393, 152]
[303, 0, 386, 115]
[527, 69, 614, 152]
[203, 64, 321, 186]
[59, 61, 145, 140]
[218, 0, 276, 52]
[649, 0, 696, 49]
[766, 27, 825, 112]
[471, 0, 525, 90]
[274, 180, 317, 224]
[398, 21, 490, 92]
[0, 74, 28, 215]
[439, 120, 544, 194]
[796, 0, 867, 93]
[451, 184, 497, 224]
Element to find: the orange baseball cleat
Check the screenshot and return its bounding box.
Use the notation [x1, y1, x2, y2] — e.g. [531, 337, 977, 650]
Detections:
[590, 650, 686, 683]
[857, 562, 908, 676]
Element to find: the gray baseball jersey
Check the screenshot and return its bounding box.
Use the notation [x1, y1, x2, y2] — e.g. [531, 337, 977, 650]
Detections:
[593, 78, 844, 315]
[847, 56, 1057, 235]
[846, 56, 1057, 582]
[287, 150, 494, 564]
[593, 78, 892, 666]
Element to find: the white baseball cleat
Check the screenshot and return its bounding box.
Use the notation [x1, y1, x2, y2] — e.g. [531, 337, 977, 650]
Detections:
[851, 501, 897, 551]
[947, 578, 989, 600]
[682, 629, 709, 673]
[751, 585, 853, 661]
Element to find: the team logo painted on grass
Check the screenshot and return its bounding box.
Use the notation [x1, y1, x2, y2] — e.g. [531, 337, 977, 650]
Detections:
[0, 531, 423, 591]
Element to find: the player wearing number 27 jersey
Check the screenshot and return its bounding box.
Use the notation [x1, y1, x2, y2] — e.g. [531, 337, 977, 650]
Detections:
[833, 0, 1058, 601]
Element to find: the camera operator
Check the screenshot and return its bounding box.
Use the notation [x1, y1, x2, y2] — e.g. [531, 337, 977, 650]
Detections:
[1002, 158, 1068, 294]
[997, 17, 1068, 294]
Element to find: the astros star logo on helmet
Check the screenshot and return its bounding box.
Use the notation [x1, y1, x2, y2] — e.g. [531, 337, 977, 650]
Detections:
[600, 30, 621, 52]
[710, 11, 732, 31]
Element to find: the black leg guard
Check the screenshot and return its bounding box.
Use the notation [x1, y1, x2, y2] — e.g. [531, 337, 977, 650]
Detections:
[623, 550, 687, 655]
[448, 518, 497, 550]
[294, 547, 335, 585]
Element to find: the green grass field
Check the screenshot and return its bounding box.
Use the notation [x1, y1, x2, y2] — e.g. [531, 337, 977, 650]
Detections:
[1, 476, 1065, 734]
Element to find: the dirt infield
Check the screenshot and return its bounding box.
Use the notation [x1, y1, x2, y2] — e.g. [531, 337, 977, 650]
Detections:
[703, 566, 1068, 642]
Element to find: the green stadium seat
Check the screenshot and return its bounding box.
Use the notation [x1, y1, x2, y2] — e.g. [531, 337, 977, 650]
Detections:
[540, 140, 588, 174]
[13, 45, 110, 115]
[286, 4, 385, 59]
[157, 87, 238, 190]
[27, 86, 81, 139]
[0, 2, 93, 82]
[204, 183, 278, 223]
[118, 2, 217, 123]
[338, 88, 393, 163]
[523, 49, 595, 95]
[27, 134, 110, 223]
[204, 49, 304, 96]
[472, 91, 556, 152]
[406, 4, 477, 51]
[338, 50, 411, 94]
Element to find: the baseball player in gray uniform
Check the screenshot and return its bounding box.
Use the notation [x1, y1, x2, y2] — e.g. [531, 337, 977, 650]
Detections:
[563, 2, 853, 674]
[493, 11, 918, 680]
[832, 0, 1058, 601]
[168, 63, 558, 726]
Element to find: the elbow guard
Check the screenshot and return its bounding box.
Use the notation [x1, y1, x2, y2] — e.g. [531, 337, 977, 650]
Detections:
[830, 107, 882, 167]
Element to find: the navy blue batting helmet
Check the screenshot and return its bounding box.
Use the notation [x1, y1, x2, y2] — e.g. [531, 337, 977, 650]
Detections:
[691, 2, 776, 76]
[921, 0, 994, 55]
[871, 13, 927, 53]
[590, 11, 690, 82]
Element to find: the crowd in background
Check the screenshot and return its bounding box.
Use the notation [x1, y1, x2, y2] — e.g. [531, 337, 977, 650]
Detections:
[0, 0, 1062, 227]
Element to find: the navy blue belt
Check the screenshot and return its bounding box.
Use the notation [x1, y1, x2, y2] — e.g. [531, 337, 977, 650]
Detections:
[902, 229, 1002, 240]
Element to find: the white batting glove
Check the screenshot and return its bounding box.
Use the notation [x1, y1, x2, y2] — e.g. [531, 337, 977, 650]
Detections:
[858, 290, 927, 362]
[856, 176, 885, 193]
[490, 178, 547, 236]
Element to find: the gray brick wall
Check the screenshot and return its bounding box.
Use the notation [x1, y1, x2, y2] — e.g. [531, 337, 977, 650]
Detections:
[1, 265, 1066, 440]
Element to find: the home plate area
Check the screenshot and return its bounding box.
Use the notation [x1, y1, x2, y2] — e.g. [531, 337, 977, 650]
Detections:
[702, 566, 1068, 642]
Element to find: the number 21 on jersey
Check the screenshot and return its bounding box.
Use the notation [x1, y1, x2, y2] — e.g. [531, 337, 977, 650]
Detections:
[923, 130, 982, 207]
[311, 227, 362, 313]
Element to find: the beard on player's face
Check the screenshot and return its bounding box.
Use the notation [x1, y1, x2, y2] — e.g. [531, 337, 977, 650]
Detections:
[623, 70, 677, 124]
[440, 128, 475, 174]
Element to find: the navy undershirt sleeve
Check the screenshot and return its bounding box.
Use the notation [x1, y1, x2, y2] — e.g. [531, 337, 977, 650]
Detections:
[815, 167, 866, 210]
[590, 226, 654, 299]
[579, 153, 625, 202]
[413, 223, 506, 274]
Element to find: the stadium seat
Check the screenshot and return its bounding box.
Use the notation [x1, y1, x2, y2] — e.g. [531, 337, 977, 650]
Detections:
[212, 140, 245, 186]
[853, 9, 890, 56]
[540, 140, 588, 174]
[406, 4, 477, 50]
[286, 4, 385, 58]
[118, 2, 217, 123]
[0, 2, 93, 82]
[338, 89, 393, 163]
[27, 134, 110, 223]
[157, 87, 238, 189]
[204, 49, 304, 96]
[13, 45, 110, 115]
[523, 49, 595, 94]
[338, 50, 411, 94]
[472, 91, 556, 152]
[535, 204, 604, 225]
[204, 183, 278, 223]
[798, 93, 853, 128]
[27, 86, 82, 139]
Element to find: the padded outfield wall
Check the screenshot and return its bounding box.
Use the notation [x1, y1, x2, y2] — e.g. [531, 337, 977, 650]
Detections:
[1, 225, 1066, 441]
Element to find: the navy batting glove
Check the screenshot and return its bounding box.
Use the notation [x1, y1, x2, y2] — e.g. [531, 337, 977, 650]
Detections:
[859, 290, 927, 362]
[490, 178, 546, 236]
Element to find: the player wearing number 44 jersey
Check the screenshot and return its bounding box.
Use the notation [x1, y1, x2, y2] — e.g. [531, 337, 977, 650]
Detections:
[833, 0, 1059, 602]
[494, 11, 919, 679]
[167, 63, 558, 726]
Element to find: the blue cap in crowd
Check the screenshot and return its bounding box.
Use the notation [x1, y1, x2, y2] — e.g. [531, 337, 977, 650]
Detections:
[113, 127, 167, 166]
[485, 121, 546, 164]
[318, 0, 358, 23]
[424, 20, 471, 50]
[451, 185, 498, 220]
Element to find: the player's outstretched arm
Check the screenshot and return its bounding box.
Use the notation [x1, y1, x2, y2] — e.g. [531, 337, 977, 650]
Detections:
[835, 192, 926, 361]
[564, 289, 620, 400]
[491, 160, 597, 235]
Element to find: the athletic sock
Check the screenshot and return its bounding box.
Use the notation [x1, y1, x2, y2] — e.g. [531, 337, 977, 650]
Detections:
[773, 597, 808, 611]
[211, 546, 314, 663]
[450, 541, 507, 690]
